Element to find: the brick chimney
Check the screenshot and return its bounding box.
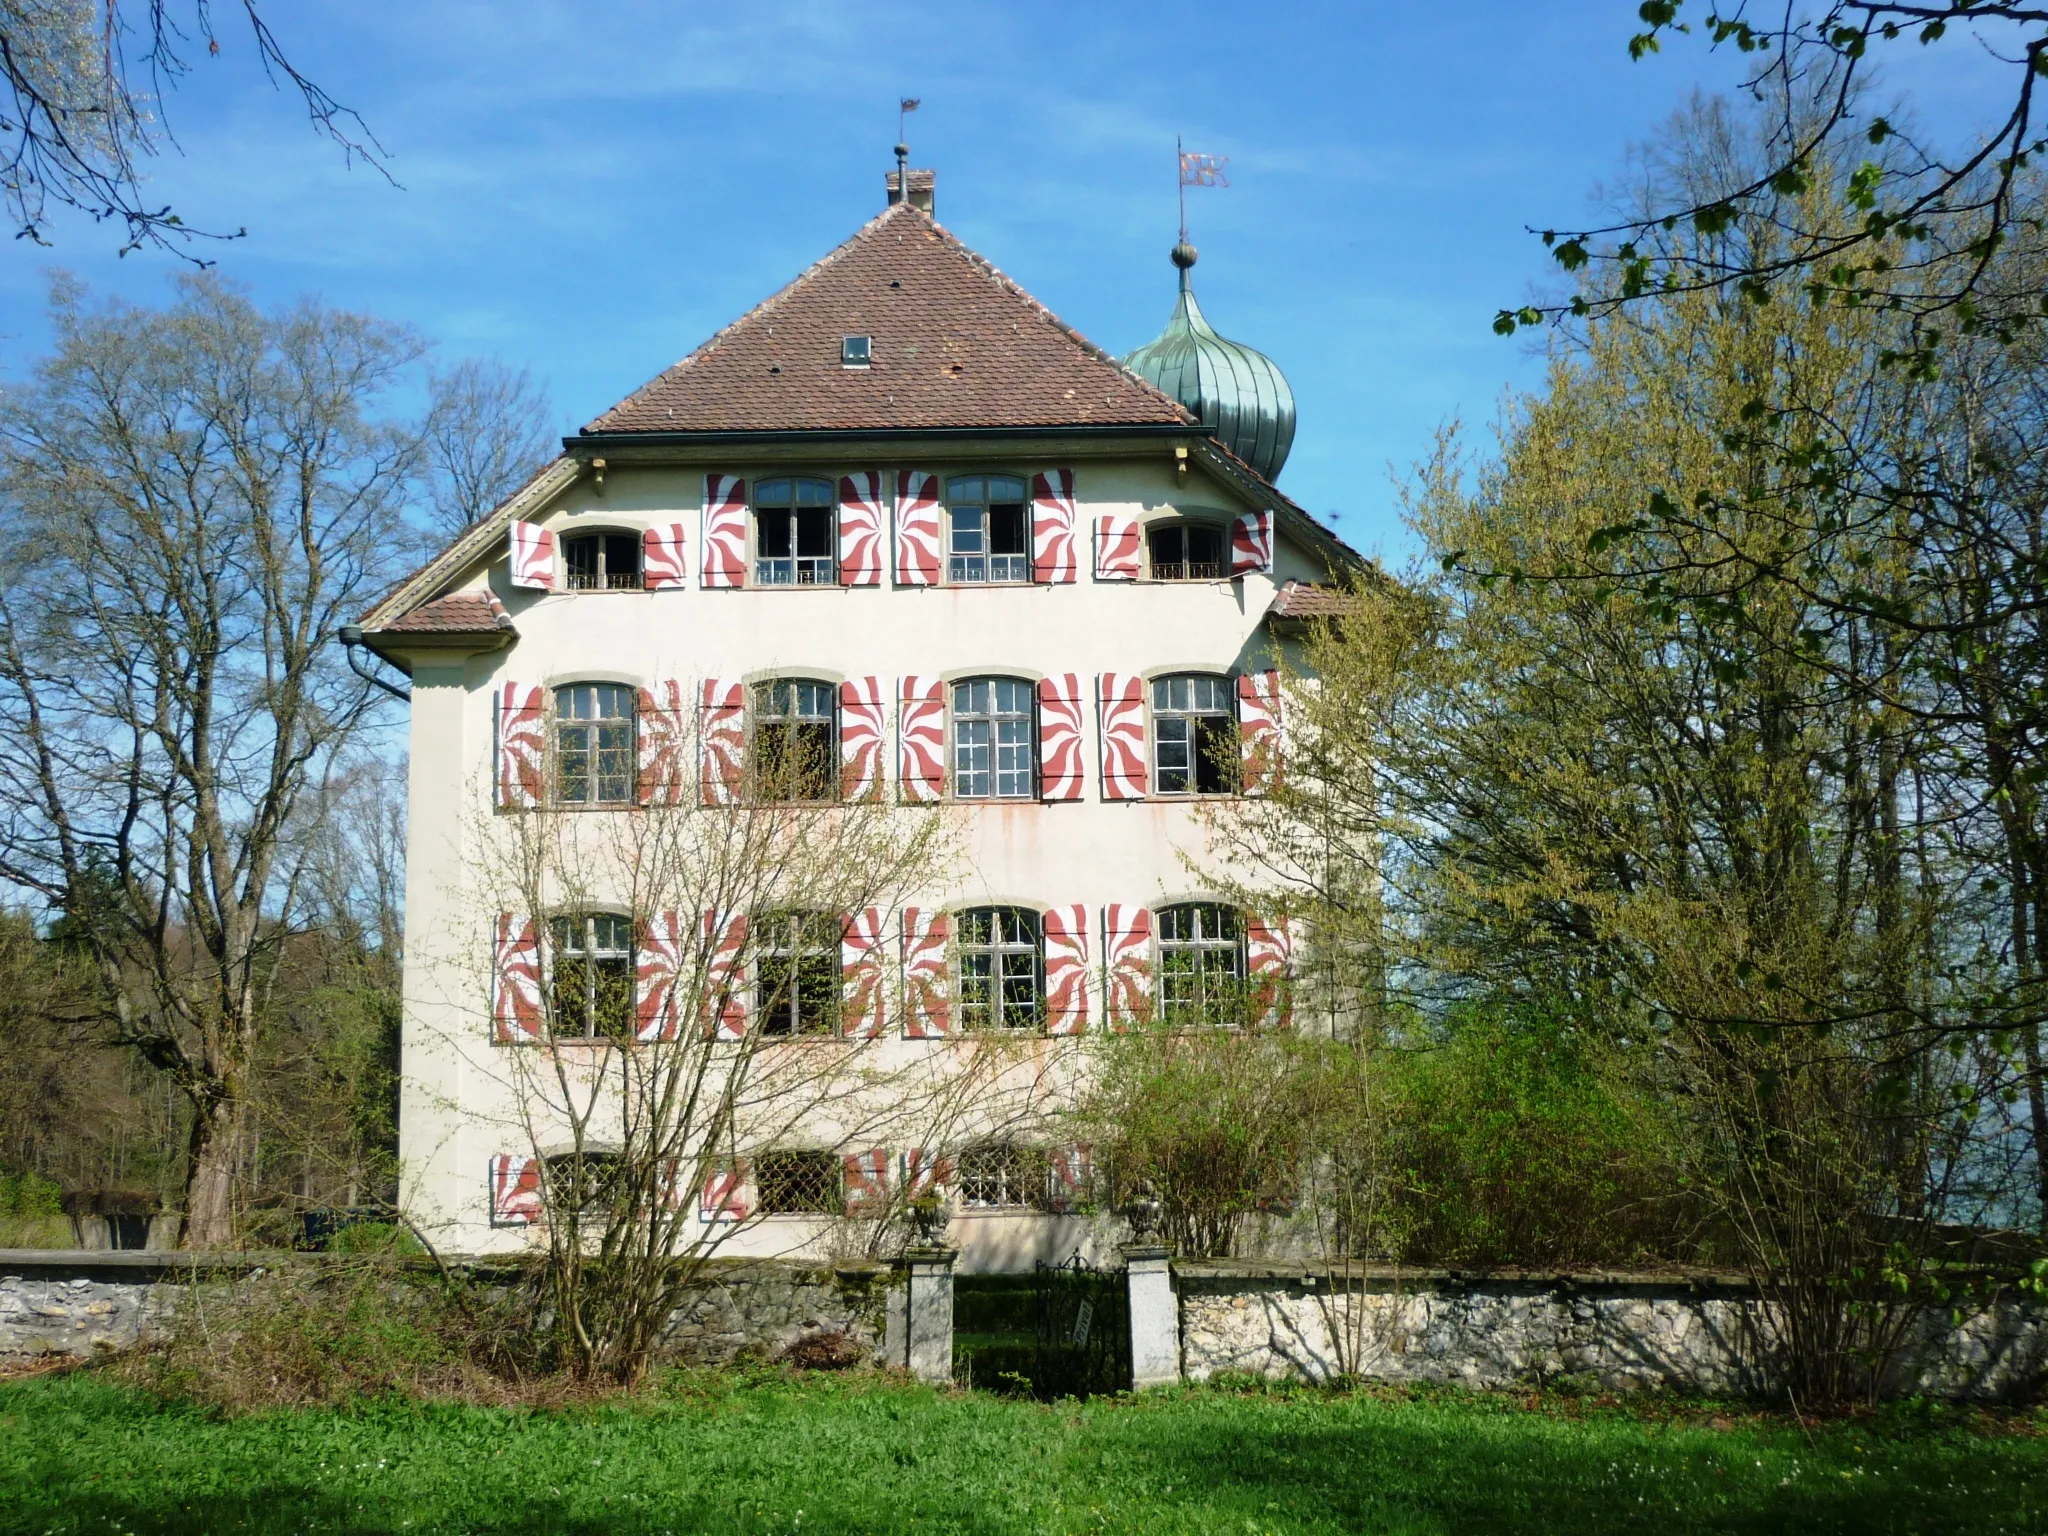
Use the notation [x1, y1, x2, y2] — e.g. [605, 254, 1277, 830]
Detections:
[886, 167, 935, 215]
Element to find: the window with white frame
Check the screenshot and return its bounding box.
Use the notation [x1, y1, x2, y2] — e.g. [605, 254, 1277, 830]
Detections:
[952, 678, 1035, 799]
[1152, 674, 1236, 796]
[754, 477, 836, 585]
[955, 1143, 1051, 1210]
[755, 909, 839, 1037]
[946, 475, 1030, 583]
[1156, 903, 1245, 1025]
[954, 906, 1042, 1031]
[562, 531, 643, 591]
[548, 912, 635, 1038]
[1147, 522, 1226, 581]
[752, 678, 836, 802]
[554, 682, 635, 806]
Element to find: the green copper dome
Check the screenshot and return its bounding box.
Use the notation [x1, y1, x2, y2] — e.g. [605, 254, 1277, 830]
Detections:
[1123, 242, 1296, 481]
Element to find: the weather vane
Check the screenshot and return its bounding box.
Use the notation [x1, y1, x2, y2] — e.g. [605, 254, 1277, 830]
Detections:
[1176, 135, 1229, 244]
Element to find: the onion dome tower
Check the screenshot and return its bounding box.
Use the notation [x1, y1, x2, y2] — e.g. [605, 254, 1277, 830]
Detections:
[1123, 240, 1296, 481]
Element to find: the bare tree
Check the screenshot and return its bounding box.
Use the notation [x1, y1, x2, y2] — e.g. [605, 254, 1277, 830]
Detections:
[421, 359, 557, 538]
[0, 273, 420, 1247]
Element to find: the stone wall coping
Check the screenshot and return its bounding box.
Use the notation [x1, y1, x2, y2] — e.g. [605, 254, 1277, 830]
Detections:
[1170, 1259, 1759, 1292]
[0, 1249, 892, 1285]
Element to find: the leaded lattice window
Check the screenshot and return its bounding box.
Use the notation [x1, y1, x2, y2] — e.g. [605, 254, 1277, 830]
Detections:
[757, 1150, 840, 1214]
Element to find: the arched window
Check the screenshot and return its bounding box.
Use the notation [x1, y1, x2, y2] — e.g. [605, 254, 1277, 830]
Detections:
[1156, 902, 1244, 1025]
[946, 475, 1029, 583]
[956, 1143, 1050, 1209]
[754, 477, 836, 585]
[1151, 674, 1235, 795]
[756, 909, 839, 1036]
[1147, 521, 1225, 581]
[548, 912, 634, 1037]
[562, 531, 642, 591]
[952, 677, 1035, 799]
[554, 683, 635, 805]
[752, 678, 836, 802]
[955, 906, 1042, 1030]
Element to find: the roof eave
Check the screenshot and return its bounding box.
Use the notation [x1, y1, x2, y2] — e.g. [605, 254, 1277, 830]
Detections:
[565, 422, 1194, 452]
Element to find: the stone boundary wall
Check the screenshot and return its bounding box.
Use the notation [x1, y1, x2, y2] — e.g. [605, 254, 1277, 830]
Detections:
[1175, 1262, 2048, 1402]
[0, 1250, 891, 1366]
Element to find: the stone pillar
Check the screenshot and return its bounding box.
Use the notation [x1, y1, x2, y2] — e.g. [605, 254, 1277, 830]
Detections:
[1123, 1245, 1180, 1388]
[900, 1246, 956, 1384]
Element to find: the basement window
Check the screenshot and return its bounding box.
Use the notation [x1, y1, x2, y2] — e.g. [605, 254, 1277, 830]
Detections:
[841, 335, 872, 367]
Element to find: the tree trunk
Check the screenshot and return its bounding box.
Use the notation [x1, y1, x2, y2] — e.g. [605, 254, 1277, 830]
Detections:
[182, 1097, 243, 1250]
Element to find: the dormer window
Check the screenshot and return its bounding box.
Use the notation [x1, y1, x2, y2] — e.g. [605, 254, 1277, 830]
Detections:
[1148, 523, 1225, 581]
[563, 532, 643, 591]
[841, 335, 872, 367]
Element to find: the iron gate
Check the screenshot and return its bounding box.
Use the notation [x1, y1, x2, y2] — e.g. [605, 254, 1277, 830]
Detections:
[1031, 1254, 1129, 1399]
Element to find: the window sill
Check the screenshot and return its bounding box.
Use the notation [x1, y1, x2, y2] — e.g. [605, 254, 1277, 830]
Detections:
[744, 583, 848, 593]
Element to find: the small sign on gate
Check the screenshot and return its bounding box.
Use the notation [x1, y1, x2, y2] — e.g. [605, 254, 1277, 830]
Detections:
[1071, 1297, 1094, 1348]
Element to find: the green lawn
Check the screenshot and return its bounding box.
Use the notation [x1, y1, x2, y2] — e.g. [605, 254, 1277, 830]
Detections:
[0, 1371, 2040, 1535]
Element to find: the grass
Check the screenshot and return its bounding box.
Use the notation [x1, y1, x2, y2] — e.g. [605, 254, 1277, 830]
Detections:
[0, 1368, 2041, 1535]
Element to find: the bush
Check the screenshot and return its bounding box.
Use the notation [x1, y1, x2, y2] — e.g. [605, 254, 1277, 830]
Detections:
[776, 1330, 865, 1371]
[0, 1169, 62, 1217]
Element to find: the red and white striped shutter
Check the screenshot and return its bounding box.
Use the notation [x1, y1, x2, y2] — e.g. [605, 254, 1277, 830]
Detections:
[509, 521, 555, 590]
[1042, 903, 1091, 1035]
[903, 1148, 953, 1199]
[1231, 510, 1274, 576]
[701, 1159, 753, 1222]
[496, 683, 547, 809]
[840, 907, 885, 1039]
[702, 910, 748, 1040]
[636, 680, 689, 806]
[894, 471, 942, 585]
[1046, 1145, 1093, 1213]
[837, 472, 886, 586]
[897, 676, 946, 802]
[1037, 674, 1084, 801]
[1031, 468, 1078, 583]
[1103, 904, 1154, 1028]
[843, 1148, 889, 1214]
[698, 679, 746, 806]
[701, 475, 749, 588]
[492, 914, 544, 1043]
[1094, 512, 1142, 580]
[1237, 670, 1282, 794]
[635, 910, 686, 1042]
[1246, 913, 1294, 1028]
[1097, 673, 1148, 800]
[643, 523, 689, 589]
[901, 907, 950, 1038]
[490, 1154, 542, 1225]
[839, 677, 886, 801]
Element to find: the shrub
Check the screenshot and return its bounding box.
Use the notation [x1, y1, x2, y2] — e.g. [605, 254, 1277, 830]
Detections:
[776, 1330, 865, 1372]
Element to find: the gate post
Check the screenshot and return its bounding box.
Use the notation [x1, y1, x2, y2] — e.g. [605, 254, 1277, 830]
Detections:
[901, 1245, 957, 1384]
[1122, 1244, 1179, 1388]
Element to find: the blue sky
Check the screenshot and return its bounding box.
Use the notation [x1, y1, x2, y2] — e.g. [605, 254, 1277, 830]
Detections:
[0, 2, 2004, 558]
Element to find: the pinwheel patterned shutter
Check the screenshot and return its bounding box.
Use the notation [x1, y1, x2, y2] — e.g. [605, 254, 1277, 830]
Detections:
[1037, 674, 1084, 801]
[509, 521, 555, 590]
[1230, 510, 1274, 576]
[489, 1154, 543, 1225]
[901, 907, 950, 1038]
[1103, 904, 1154, 1028]
[1246, 913, 1294, 1029]
[1237, 670, 1282, 794]
[1097, 673, 1147, 800]
[698, 679, 746, 806]
[1094, 511, 1142, 580]
[839, 677, 886, 801]
[1042, 903, 1091, 1035]
[897, 676, 945, 803]
[702, 911, 748, 1040]
[840, 907, 885, 1039]
[1046, 1145, 1093, 1213]
[636, 680, 690, 806]
[701, 474, 749, 588]
[642, 523, 689, 588]
[842, 1148, 889, 1214]
[837, 472, 886, 586]
[903, 1147, 953, 1200]
[701, 1159, 753, 1222]
[492, 914, 544, 1043]
[635, 910, 686, 1043]
[894, 470, 942, 585]
[1030, 468, 1078, 584]
[496, 683, 547, 809]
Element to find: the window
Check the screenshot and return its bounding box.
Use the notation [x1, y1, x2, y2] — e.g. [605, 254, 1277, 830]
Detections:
[562, 531, 643, 591]
[554, 683, 635, 805]
[956, 1143, 1050, 1210]
[946, 475, 1030, 583]
[952, 678, 1035, 799]
[1148, 522, 1225, 581]
[756, 910, 839, 1037]
[755, 477, 836, 585]
[955, 906, 1042, 1031]
[544, 1151, 624, 1215]
[841, 335, 872, 366]
[549, 913, 635, 1037]
[757, 1149, 841, 1214]
[753, 678, 836, 802]
[1152, 674, 1236, 795]
[1156, 903, 1245, 1025]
